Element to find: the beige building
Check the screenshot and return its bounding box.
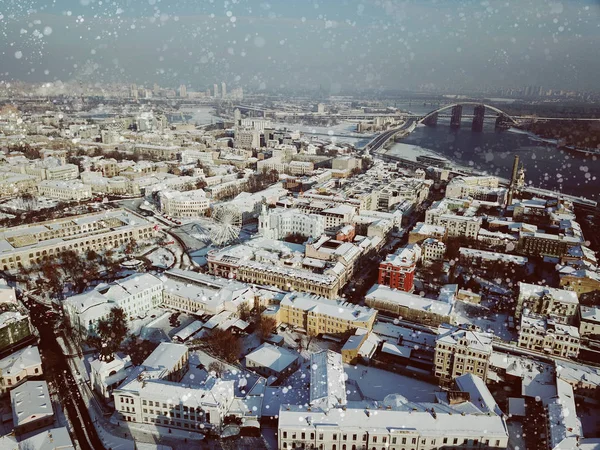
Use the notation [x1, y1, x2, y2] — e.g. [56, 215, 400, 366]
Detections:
[0, 345, 42, 395]
[560, 269, 600, 296]
[0, 209, 156, 270]
[516, 282, 579, 323]
[578, 305, 600, 340]
[0, 173, 38, 198]
[37, 180, 93, 201]
[434, 325, 493, 385]
[517, 314, 580, 358]
[421, 238, 446, 263]
[276, 292, 376, 336]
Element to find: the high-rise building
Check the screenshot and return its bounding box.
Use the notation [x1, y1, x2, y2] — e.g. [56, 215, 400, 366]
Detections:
[178, 84, 187, 98]
[129, 83, 138, 100]
[221, 82, 227, 98]
[213, 83, 219, 98]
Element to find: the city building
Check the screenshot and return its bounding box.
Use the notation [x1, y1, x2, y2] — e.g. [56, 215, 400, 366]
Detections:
[377, 244, 420, 292]
[559, 269, 600, 295]
[276, 292, 377, 336]
[517, 231, 582, 258]
[0, 345, 42, 395]
[434, 325, 494, 385]
[425, 199, 482, 239]
[515, 282, 579, 323]
[421, 238, 446, 263]
[408, 222, 446, 244]
[89, 354, 133, 400]
[458, 248, 528, 271]
[517, 314, 580, 358]
[0, 209, 156, 270]
[258, 206, 325, 240]
[37, 180, 93, 201]
[309, 351, 347, 411]
[159, 189, 210, 218]
[245, 343, 300, 381]
[579, 305, 600, 340]
[446, 176, 507, 205]
[64, 273, 163, 335]
[18, 427, 75, 450]
[365, 284, 455, 326]
[0, 310, 34, 353]
[10, 381, 54, 436]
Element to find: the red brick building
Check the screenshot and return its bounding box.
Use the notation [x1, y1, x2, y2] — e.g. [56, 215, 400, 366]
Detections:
[377, 244, 420, 292]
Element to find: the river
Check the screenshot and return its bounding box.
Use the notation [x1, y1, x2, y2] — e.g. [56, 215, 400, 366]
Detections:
[387, 103, 600, 202]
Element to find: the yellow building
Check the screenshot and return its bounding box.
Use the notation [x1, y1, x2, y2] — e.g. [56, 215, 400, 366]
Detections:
[278, 293, 376, 336]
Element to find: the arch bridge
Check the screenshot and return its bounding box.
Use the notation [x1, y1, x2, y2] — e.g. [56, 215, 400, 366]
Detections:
[418, 102, 519, 131]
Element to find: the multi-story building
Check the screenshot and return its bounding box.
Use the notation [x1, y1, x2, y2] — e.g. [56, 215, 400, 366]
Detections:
[64, 273, 163, 334]
[425, 199, 481, 239]
[421, 238, 446, 263]
[408, 222, 447, 244]
[445, 176, 508, 204]
[234, 128, 261, 149]
[159, 189, 210, 218]
[578, 305, 600, 340]
[365, 284, 455, 326]
[0, 173, 38, 198]
[559, 269, 600, 295]
[458, 248, 528, 271]
[517, 231, 581, 258]
[0, 209, 156, 270]
[378, 244, 420, 292]
[0, 310, 34, 353]
[10, 381, 54, 436]
[515, 282, 579, 323]
[134, 143, 181, 160]
[258, 206, 325, 240]
[37, 180, 93, 201]
[113, 343, 234, 432]
[276, 292, 377, 336]
[434, 324, 493, 385]
[517, 314, 580, 358]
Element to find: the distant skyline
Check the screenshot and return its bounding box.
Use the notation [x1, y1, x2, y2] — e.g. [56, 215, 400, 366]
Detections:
[1, 0, 599, 92]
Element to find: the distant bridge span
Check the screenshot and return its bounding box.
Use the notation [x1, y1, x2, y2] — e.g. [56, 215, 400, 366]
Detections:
[419, 102, 519, 125]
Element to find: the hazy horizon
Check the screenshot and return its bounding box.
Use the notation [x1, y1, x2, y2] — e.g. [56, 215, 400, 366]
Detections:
[1, 0, 599, 93]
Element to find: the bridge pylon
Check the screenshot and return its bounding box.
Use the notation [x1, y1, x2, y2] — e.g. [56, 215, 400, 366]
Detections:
[495, 114, 512, 130]
[472, 104, 485, 132]
[450, 105, 463, 129]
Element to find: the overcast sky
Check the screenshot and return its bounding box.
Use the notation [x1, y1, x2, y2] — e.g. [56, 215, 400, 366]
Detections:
[1, 0, 598, 92]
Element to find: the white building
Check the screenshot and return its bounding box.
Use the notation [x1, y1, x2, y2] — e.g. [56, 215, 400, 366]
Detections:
[309, 351, 347, 411]
[18, 427, 75, 450]
[421, 238, 446, 263]
[89, 354, 133, 400]
[0, 345, 42, 395]
[0, 279, 17, 304]
[516, 282, 579, 322]
[425, 199, 481, 239]
[446, 176, 507, 205]
[37, 180, 93, 201]
[159, 189, 210, 218]
[258, 206, 325, 240]
[64, 273, 163, 335]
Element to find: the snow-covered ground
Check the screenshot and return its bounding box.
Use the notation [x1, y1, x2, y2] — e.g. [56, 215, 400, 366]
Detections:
[145, 247, 175, 269]
[452, 301, 516, 342]
[344, 363, 438, 403]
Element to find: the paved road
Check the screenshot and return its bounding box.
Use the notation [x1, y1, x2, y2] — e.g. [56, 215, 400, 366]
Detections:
[24, 297, 105, 450]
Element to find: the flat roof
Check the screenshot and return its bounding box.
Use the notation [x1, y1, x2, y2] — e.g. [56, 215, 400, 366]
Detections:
[10, 381, 53, 428]
[245, 343, 299, 373]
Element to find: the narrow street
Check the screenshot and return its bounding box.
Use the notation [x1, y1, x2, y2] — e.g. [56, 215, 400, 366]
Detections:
[24, 297, 105, 450]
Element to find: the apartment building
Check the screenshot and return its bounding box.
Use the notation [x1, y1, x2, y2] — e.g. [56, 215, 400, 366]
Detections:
[518, 314, 580, 358]
[378, 244, 420, 292]
[559, 269, 600, 295]
[446, 176, 508, 204]
[421, 238, 446, 263]
[134, 143, 181, 160]
[515, 282, 579, 323]
[159, 189, 210, 218]
[37, 180, 93, 201]
[517, 231, 581, 258]
[579, 306, 600, 340]
[365, 284, 454, 327]
[277, 292, 377, 336]
[113, 343, 233, 432]
[0, 209, 156, 270]
[0, 173, 38, 198]
[458, 248, 528, 271]
[425, 199, 482, 239]
[434, 325, 494, 385]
